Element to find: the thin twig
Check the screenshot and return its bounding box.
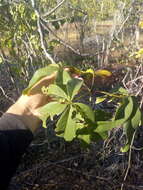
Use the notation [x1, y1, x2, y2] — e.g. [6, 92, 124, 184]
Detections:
[127, 75, 143, 84]
[0, 86, 15, 103]
[43, 0, 66, 17]
[41, 19, 102, 57]
[122, 69, 130, 90]
[13, 155, 83, 178]
[36, 17, 55, 64]
[30, 0, 56, 64]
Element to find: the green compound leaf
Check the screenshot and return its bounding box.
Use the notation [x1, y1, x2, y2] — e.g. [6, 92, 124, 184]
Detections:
[131, 107, 141, 129]
[77, 126, 108, 147]
[23, 64, 59, 95]
[74, 102, 95, 123]
[56, 106, 76, 141]
[121, 120, 135, 152]
[47, 84, 69, 100]
[78, 134, 90, 146]
[94, 96, 134, 133]
[121, 97, 142, 152]
[67, 78, 83, 100]
[38, 101, 67, 128]
[62, 70, 72, 84]
[55, 68, 72, 93]
[130, 97, 141, 129]
[55, 107, 70, 134]
[114, 97, 132, 120]
[56, 69, 72, 86]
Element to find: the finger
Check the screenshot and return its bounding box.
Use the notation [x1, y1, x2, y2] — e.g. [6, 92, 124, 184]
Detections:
[28, 72, 57, 95]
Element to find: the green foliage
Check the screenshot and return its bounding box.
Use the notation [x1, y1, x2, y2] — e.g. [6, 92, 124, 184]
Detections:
[23, 64, 142, 151]
[23, 64, 59, 95]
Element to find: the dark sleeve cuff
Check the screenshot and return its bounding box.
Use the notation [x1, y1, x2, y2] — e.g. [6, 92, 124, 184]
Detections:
[0, 113, 33, 189]
[0, 113, 31, 131]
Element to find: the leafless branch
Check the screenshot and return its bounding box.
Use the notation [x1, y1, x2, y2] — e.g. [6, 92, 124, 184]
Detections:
[37, 17, 56, 64]
[43, 0, 66, 17]
[0, 86, 15, 103]
[30, 0, 56, 63]
[41, 18, 102, 57]
[68, 4, 87, 15]
[48, 16, 68, 23]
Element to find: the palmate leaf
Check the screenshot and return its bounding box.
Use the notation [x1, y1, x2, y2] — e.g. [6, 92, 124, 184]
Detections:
[47, 84, 68, 100]
[55, 68, 72, 93]
[130, 97, 141, 129]
[121, 121, 135, 152]
[55, 107, 70, 134]
[67, 78, 83, 100]
[23, 64, 59, 95]
[74, 102, 95, 123]
[56, 69, 72, 86]
[38, 101, 67, 128]
[75, 108, 108, 146]
[94, 96, 134, 133]
[121, 97, 142, 152]
[131, 107, 141, 129]
[56, 106, 76, 141]
[76, 124, 108, 147]
[114, 97, 131, 120]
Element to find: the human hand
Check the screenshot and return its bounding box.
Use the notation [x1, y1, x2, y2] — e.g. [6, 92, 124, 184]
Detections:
[6, 72, 57, 133]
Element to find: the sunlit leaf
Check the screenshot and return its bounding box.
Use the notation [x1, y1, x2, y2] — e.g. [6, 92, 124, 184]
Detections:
[0, 56, 3, 64]
[78, 134, 90, 145]
[95, 96, 106, 104]
[38, 101, 67, 125]
[99, 91, 124, 98]
[121, 144, 130, 152]
[139, 21, 143, 29]
[55, 106, 70, 134]
[56, 68, 72, 86]
[64, 106, 77, 141]
[47, 84, 68, 100]
[67, 78, 83, 100]
[118, 87, 128, 95]
[94, 69, 112, 77]
[56, 106, 77, 141]
[85, 68, 94, 74]
[23, 64, 59, 95]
